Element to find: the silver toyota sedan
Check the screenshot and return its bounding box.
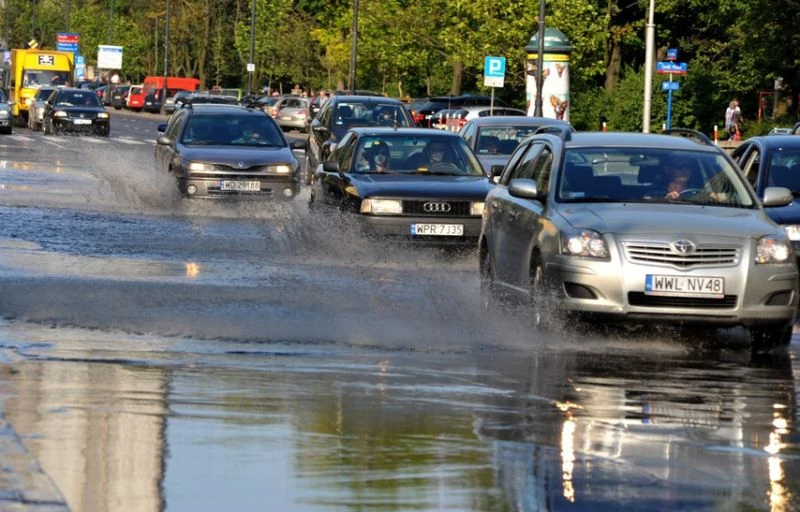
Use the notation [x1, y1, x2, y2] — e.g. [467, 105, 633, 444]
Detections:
[479, 129, 798, 348]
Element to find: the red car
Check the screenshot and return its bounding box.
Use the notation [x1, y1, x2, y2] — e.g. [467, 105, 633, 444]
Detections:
[126, 85, 145, 112]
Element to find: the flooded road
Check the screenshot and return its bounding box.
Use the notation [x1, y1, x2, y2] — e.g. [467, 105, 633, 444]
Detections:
[0, 127, 798, 511]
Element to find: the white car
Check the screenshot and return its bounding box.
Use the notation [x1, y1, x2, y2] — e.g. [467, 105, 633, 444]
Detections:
[27, 87, 56, 131]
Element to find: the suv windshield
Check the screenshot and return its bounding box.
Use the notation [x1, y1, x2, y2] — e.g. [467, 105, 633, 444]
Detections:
[182, 114, 285, 147]
[557, 148, 755, 208]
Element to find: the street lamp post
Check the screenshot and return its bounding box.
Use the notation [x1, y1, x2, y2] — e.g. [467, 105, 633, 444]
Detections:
[534, 0, 545, 117]
[161, 0, 170, 116]
[348, 0, 358, 92]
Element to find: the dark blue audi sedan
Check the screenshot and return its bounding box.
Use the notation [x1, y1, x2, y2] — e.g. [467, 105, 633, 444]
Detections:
[731, 135, 800, 255]
[309, 128, 494, 245]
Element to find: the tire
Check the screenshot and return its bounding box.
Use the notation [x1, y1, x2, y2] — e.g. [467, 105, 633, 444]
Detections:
[750, 324, 793, 350]
[304, 152, 314, 185]
[480, 247, 502, 312]
[527, 254, 555, 329]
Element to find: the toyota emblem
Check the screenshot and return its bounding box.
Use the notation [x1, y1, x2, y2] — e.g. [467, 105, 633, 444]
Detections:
[671, 239, 696, 254]
[423, 202, 451, 213]
[237, 161, 245, 169]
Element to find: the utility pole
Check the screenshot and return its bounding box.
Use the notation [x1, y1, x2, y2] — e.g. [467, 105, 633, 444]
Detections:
[67, 0, 72, 33]
[247, 0, 255, 96]
[348, 0, 358, 92]
[161, 0, 170, 115]
[534, 0, 545, 116]
[642, 0, 655, 133]
[109, 0, 114, 44]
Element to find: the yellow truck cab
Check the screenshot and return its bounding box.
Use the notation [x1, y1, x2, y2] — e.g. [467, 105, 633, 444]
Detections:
[8, 49, 74, 125]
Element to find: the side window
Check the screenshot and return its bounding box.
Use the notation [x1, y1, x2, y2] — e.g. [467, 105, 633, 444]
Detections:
[462, 122, 476, 147]
[530, 146, 554, 194]
[335, 134, 357, 169]
[319, 103, 331, 128]
[507, 142, 545, 182]
[166, 111, 185, 139]
[500, 142, 537, 185]
[741, 147, 761, 188]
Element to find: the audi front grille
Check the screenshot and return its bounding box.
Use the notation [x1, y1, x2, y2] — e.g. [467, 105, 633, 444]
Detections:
[402, 200, 471, 216]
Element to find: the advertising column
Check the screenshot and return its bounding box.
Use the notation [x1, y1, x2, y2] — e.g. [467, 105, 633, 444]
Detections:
[525, 28, 573, 120]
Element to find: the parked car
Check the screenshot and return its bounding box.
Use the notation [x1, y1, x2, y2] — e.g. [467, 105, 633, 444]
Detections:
[0, 88, 12, 134]
[309, 128, 493, 245]
[459, 116, 573, 174]
[479, 127, 797, 348]
[266, 94, 300, 119]
[27, 86, 56, 131]
[276, 97, 311, 132]
[412, 95, 507, 127]
[731, 135, 800, 260]
[42, 87, 110, 136]
[154, 103, 306, 198]
[165, 90, 194, 114]
[109, 84, 131, 110]
[307, 95, 414, 185]
[126, 85, 145, 112]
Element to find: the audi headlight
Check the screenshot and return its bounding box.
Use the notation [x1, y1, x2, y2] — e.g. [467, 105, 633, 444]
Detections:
[561, 229, 609, 259]
[470, 201, 485, 216]
[360, 198, 403, 214]
[269, 164, 291, 174]
[784, 225, 800, 241]
[188, 162, 213, 172]
[756, 235, 792, 264]
[53, 111, 68, 118]
[97, 112, 109, 119]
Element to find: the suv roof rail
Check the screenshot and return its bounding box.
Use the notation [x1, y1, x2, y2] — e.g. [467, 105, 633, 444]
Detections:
[663, 128, 714, 146]
[534, 124, 572, 141]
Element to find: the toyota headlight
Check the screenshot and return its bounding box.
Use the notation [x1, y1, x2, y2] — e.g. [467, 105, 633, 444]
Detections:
[756, 236, 792, 264]
[784, 225, 800, 241]
[53, 111, 68, 118]
[561, 229, 609, 259]
[360, 198, 403, 214]
[188, 162, 213, 172]
[97, 112, 109, 119]
[470, 201, 485, 216]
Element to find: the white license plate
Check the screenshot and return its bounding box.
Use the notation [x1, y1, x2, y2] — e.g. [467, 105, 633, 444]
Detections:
[645, 275, 724, 298]
[281, 116, 292, 121]
[73, 119, 92, 125]
[220, 180, 260, 191]
[411, 224, 464, 236]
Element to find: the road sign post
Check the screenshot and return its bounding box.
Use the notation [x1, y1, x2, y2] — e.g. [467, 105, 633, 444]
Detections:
[656, 54, 687, 130]
[484, 56, 506, 115]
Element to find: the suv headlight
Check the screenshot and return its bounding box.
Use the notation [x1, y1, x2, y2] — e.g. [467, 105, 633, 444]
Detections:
[188, 162, 213, 172]
[756, 236, 792, 264]
[470, 201, 485, 216]
[360, 198, 402, 214]
[561, 229, 609, 259]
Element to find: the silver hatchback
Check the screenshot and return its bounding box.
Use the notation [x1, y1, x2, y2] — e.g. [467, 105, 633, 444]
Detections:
[479, 129, 798, 348]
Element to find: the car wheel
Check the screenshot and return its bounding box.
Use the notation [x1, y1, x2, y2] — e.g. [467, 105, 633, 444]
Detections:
[750, 324, 793, 350]
[304, 152, 314, 185]
[480, 247, 502, 311]
[528, 254, 554, 329]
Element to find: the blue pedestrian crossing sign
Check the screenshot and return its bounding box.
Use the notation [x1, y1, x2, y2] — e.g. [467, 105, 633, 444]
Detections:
[484, 56, 506, 88]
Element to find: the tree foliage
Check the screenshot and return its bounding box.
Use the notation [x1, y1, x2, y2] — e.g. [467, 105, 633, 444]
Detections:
[4, 0, 798, 133]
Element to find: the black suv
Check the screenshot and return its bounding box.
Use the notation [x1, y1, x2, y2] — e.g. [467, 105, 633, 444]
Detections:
[154, 103, 307, 198]
[306, 95, 413, 185]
